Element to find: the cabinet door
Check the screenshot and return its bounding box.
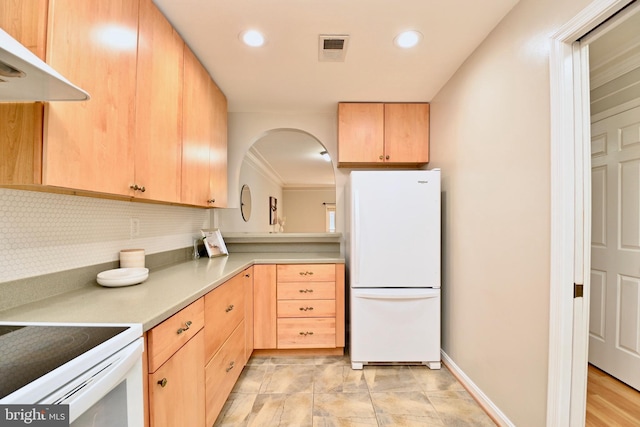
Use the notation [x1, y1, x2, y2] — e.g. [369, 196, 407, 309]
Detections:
[384, 103, 430, 163]
[181, 46, 213, 207]
[209, 81, 228, 207]
[204, 273, 244, 362]
[243, 267, 254, 363]
[149, 331, 205, 427]
[205, 321, 245, 427]
[135, 0, 183, 203]
[253, 264, 277, 349]
[337, 103, 384, 165]
[43, 0, 138, 194]
[0, 0, 46, 186]
[335, 264, 346, 348]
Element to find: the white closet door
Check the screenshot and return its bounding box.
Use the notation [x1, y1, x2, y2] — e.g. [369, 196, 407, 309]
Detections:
[589, 105, 640, 390]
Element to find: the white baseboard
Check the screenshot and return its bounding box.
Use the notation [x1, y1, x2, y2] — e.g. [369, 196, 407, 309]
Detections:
[441, 350, 515, 427]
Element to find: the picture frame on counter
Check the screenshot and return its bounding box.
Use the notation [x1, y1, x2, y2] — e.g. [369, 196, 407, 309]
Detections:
[201, 229, 228, 258]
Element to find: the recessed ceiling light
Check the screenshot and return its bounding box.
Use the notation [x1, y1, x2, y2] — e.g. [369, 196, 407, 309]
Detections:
[394, 30, 422, 48]
[240, 30, 265, 47]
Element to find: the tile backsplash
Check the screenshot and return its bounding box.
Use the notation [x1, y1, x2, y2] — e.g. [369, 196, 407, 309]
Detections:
[0, 189, 210, 282]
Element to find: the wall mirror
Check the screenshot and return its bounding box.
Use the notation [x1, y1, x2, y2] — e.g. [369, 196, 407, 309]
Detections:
[240, 184, 252, 221]
[240, 129, 336, 232]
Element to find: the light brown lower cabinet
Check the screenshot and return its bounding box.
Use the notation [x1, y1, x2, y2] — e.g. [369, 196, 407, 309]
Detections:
[205, 320, 246, 426]
[145, 263, 344, 426]
[275, 264, 345, 350]
[148, 331, 205, 427]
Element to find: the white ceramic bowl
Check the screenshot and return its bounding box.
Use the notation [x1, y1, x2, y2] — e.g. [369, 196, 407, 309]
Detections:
[97, 267, 149, 287]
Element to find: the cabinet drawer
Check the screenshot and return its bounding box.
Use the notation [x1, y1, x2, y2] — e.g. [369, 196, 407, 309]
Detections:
[204, 274, 245, 362]
[277, 281, 335, 300]
[277, 318, 336, 349]
[147, 298, 204, 373]
[277, 299, 336, 318]
[277, 264, 335, 282]
[205, 321, 245, 427]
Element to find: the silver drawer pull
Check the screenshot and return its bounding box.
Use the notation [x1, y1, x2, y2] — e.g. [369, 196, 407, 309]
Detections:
[298, 289, 314, 293]
[298, 271, 314, 276]
[225, 304, 234, 313]
[299, 306, 314, 311]
[298, 331, 314, 336]
[176, 320, 192, 335]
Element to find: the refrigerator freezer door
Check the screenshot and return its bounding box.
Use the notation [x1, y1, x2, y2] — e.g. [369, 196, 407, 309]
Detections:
[350, 170, 440, 288]
[350, 287, 441, 369]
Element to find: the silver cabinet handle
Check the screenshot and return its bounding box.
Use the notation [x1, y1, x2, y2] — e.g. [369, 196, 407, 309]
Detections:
[177, 320, 192, 334]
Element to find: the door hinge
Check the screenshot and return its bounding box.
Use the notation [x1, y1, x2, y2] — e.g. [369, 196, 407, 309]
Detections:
[574, 283, 584, 298]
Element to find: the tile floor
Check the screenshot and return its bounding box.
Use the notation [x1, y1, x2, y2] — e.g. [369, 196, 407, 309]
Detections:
[214, 355, 496, 426]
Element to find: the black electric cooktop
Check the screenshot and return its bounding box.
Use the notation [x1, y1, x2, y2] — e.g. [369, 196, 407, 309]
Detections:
[0, 324, 128, 399]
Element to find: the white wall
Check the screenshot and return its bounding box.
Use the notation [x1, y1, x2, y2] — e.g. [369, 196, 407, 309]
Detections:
[428, 0, 591, 425]
[283, 187, 335, 233]
[218, 111, 347, 238]
[216, 155, 283, 232]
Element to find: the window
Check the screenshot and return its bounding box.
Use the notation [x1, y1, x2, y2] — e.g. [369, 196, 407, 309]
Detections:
[325, 203, 336, 233]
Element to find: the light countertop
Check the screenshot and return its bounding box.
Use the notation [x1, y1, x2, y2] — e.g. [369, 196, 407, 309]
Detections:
[0, 252, 344, 331]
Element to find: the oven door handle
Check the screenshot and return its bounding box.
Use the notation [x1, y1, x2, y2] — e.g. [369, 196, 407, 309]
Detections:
[40, 337, 144, 424]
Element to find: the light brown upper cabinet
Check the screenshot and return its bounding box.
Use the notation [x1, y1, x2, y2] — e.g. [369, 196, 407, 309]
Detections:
[181, 46, 212, 206]
[0, 0, 45, 186]
[45, 0, 139, 195]
[208, 81, 228, 208]
[338, 102, 430, 167]
[182, 45, 228, 208]
[134, 0, 183, 203]
[1, 0, 139, 193]
[0, 0, 227, 208]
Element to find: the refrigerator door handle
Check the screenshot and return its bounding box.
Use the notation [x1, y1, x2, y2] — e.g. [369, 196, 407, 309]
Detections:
[353, 291, 439, 300]
[353, 190, 360, 285]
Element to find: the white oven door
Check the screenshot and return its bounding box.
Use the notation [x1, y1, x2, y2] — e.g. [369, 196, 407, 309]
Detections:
[41, 337, 144, 427]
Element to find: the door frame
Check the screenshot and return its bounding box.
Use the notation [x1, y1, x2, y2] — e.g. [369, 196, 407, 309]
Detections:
[547, 0, 635, 425]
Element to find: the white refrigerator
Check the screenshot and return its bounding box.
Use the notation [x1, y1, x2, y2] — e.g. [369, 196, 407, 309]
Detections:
[347, 170, 441, 370]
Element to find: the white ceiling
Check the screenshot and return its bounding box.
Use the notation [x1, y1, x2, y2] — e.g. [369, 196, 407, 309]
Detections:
[154, 0, 520, 114]
[153, 0, 520, 186]
[249, 130, 335, 187]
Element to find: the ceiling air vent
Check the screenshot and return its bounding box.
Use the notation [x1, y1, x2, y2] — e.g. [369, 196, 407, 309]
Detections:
[318, 34, 349, 62]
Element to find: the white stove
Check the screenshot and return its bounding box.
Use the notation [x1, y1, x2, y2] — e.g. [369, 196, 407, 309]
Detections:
[0, 322, 144, 426]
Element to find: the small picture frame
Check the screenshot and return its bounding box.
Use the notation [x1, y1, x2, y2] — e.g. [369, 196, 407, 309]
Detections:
[269, 196, 278, 225]
[200, 229, 228, 258]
